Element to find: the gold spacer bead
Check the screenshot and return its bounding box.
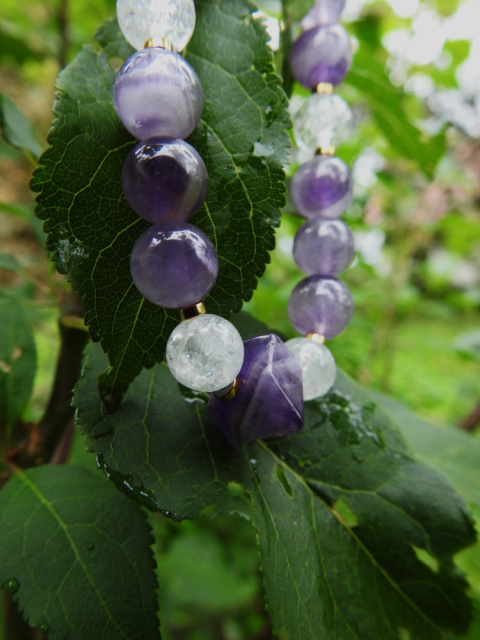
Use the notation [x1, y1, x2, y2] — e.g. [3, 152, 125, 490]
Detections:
[306, 333, 326, 344]
[214, 379, 241, 402]
[144, 36, 174, 51]
[316, 82, 334, 94]
[316, 144, 336, 156]
[179, 303, 206, 321]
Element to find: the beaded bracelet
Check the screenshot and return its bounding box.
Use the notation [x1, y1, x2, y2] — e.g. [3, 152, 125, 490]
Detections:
[113, 0, 355, 448]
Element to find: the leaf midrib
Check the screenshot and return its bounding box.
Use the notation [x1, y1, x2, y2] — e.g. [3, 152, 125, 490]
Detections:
[18, 470, 131, 640]
[259, 441, 444, 637]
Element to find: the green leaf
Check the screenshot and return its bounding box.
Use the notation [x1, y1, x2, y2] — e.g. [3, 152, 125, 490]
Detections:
[0, 465, 160, 640]
[31, 4, 290, 404]
[0, 93, 44, 160]
[0, 297, 36, 429]
[75, 335, 476, 640]
[346, 48, 445, 177]
[0, 254, 21, 272]
[370, 390, 480, 508]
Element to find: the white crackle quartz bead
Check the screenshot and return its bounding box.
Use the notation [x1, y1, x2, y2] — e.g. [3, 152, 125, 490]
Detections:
[285, 338, 336, 400]
[294, 93, 353, 154]
[117, 0, 196, 52]
[166, 315, 245, 393]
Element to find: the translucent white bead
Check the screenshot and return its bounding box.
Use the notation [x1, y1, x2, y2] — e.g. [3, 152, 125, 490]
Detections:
[117, 0, 196, 52]
[294, 93, 353, 153]
[166, 314, 244, 392]
[285, 338, 336, 400]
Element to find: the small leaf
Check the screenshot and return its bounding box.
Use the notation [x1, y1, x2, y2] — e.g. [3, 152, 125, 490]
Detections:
[346, 48, 445, 177]
[31, 4, 290, 403]
[0, 465, 160, 640]
[75, 335, 476, 640]
[0, 297, 36, 428]
[0, 254, 21, 272]
[371, 390, 480, 507]
[0, 93, 44, 159]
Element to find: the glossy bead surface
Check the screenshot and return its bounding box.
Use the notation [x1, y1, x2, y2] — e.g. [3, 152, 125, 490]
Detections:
[288, 276, 354, 338]
[294, 93, 353, 153]
[114, 48, 203, 141]
[291, 155, 353, 220]
[122, 138, 208, 223]
[294, 218, 355, 276]
[302, 0, 346, 28]
[285, 338, 336, 400]
[166, 314, 244, 392]
[290, 24, 352, 89]
[117, 0, 196, 52]
[208, 335, 304, 447]
[130, 222, 218, 309]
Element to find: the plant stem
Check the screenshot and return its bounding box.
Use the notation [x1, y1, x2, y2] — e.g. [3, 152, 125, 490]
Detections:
[16, 319, 88, 468]
[3, 594, 46, 640]
[459, 400, 480, 433]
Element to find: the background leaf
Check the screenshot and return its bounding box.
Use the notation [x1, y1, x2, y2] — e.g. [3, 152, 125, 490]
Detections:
[31, 2, 290, 404]
[346, 48, 445, 178]
[0, 464, 160, 640]
[0, 297, 36, 429]
[0, 93, 44, 160]
[371, 390, 480, 508]
[75, 320, 476, 640]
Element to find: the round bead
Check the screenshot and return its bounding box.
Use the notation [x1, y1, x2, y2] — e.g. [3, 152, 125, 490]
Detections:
[294, 93, 353, 153]
[114, 48, 204, 141]
[166, 314, 245, 392]
[122, 138, 208, 223]
[302, 0, 346, 28]
[288, 276, 354, 338]
[116, 0, 196, 52]
[285, 338, 336, 400]
[290, 24, 352, 89]
[293, 218, 355, 276]
[130, 222, 218, 309]
[290, 155, 353, 220]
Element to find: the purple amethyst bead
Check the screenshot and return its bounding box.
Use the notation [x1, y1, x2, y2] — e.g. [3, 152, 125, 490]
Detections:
[114, 48, 204, 141]
[290, 24, 352, 89]
[290, 155, 353, 220]
[130, 222, 218, 309]
[303, 0, 347, 28]
[209, 335, 304, 447]
[288, 276, 354, 338]
[122, 138, 208, 223]
[294, 218, 355, 276]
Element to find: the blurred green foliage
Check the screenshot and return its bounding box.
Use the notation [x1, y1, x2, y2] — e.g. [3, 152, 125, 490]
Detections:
[0, 0, 479, 638]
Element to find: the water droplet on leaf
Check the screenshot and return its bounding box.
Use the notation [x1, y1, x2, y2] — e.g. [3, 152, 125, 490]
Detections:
[5, 579, 19, 595]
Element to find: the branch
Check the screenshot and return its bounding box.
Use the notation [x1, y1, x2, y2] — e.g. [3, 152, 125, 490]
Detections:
[459, 399, 480, 433]
[15, 293, 89, 469]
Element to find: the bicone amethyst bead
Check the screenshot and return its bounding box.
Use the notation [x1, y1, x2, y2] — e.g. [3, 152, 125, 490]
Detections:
[290, 155, 353, 220]
[303, 0, 347, 28]
[294, 218, 355, 276]
[122, 138, 208, 223]
[114, 48, 204, 140]
[130, 222, 218, 309]
[290, 24, 352, 89]
[288, 276, 354, 338]
[209, 335, 304, 447]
